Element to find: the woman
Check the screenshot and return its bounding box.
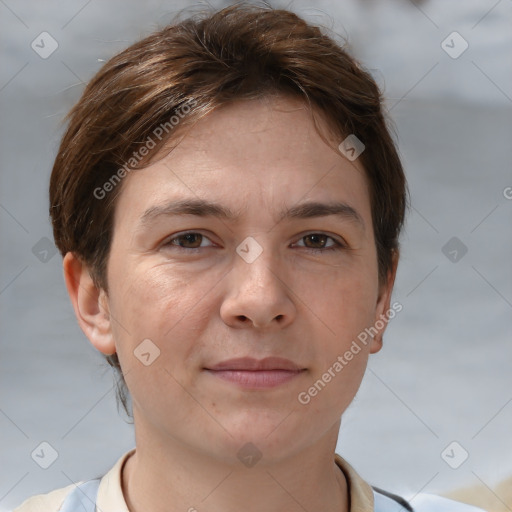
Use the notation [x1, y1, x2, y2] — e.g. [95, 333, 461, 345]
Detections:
[14, 4, 486, 511]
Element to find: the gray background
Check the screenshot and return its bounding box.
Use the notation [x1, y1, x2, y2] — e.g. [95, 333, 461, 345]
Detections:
[1, 0, 511, 510]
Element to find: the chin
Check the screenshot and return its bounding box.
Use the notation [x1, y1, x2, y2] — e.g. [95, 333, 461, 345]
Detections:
[206, 413, 312, 465]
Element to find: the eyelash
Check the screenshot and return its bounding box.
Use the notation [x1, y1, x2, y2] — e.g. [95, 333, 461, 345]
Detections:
[292, 233, 346, 252]
[163, 232, 215, 251]
[162, 232, 346, 253]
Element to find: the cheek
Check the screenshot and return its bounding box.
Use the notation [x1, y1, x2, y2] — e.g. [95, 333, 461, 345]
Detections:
[107, 263, 221, 367]
[301, 258, 379, 402]
[106, 263, 223, 418]
[310, 264, 379, 340]
[298, 275, 375, 417]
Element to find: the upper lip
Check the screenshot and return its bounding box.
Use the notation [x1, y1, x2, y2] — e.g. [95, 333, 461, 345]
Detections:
[205, 357, 304, 371]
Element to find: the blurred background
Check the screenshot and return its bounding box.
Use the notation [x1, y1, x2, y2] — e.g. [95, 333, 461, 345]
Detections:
[1, 0, 511, 510]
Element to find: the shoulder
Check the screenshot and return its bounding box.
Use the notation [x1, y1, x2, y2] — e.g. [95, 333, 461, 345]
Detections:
[11, 449, 134, 512]
[12, 484, 76, 512]
[373, 488, 488, 512]
[334, 453, 487, 512]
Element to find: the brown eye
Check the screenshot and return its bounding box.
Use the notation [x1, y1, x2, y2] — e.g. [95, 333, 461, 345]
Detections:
[293, 233, 345, 252]
[168, 233, 207, 248]
[303, 234, 329, 249]
[176, 233, 202, 248]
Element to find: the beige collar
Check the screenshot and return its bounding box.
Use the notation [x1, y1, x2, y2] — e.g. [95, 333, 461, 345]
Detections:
[97, 449, 374, 512]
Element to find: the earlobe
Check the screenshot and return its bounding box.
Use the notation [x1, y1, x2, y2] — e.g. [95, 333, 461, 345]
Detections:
[62, 252, 116, 355]
[370, 250, 400, 354]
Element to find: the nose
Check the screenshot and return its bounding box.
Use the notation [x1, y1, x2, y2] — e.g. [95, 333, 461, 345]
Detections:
[219, 248, 296, 330]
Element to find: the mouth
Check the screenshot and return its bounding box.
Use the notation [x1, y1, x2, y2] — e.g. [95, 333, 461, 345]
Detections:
[204, 357, 307, 389]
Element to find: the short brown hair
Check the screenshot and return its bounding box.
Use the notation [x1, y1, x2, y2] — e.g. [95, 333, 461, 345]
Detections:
[50, 3, 407, 418]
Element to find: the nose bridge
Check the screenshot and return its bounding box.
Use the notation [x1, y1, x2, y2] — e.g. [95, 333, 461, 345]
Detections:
[220, 237, 295, 328]
[234, 239, 281, 293]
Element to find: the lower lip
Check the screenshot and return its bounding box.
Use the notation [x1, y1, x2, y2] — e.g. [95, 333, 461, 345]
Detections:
[205, 369, 304, 389]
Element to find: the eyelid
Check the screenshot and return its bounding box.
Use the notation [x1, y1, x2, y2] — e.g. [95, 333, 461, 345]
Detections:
[159, 230, 348, 251]
[291, 232, 348, 250]
[161, 230, 218, 249]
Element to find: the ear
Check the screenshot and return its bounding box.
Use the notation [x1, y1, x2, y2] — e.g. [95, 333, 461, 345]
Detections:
[369, 250, 400, 354]
[63, 252, 116, 355]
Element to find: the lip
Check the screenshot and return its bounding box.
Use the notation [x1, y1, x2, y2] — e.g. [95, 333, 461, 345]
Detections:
[204, 357, 306, 389]
[206, 357, 304, 371]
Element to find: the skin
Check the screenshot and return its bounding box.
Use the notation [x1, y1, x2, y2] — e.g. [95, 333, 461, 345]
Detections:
[64, 94, 398, 512]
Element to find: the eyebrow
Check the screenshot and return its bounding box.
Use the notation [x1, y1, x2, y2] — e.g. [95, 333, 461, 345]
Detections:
[284, 201, 365, 230]
[138, 198, 365, 230]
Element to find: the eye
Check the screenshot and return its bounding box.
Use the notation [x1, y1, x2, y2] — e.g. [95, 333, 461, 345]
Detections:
[163, 232, 215, 249]
[293, 233, 345, 251]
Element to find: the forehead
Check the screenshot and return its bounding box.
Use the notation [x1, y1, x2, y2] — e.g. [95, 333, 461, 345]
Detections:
[113, 95, 371, 228]
[173, 95, 341, 165]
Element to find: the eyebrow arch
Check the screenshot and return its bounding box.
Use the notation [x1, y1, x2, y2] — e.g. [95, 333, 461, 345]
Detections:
[138, 198, 365, 230]
[282, 201, 364, 229]
[138, 199, 239, 228]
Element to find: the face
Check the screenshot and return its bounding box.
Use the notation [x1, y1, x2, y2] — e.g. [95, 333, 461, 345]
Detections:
[97, 95, 395, 465]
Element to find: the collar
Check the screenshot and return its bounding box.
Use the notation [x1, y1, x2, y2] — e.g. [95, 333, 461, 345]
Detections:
[96, 450, 375, 512]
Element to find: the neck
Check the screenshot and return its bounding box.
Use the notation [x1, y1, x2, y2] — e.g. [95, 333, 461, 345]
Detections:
[121, 421, 348, 512]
